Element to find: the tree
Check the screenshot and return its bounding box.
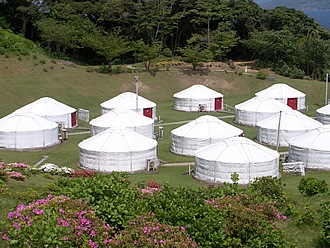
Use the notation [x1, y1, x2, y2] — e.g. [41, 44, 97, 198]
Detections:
[133, 40, 161, 71]
[179, 39, 213, 70]
[82, 29, 132, 70]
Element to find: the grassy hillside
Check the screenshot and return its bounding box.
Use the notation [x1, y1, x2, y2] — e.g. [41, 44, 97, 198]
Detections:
[0, 54, 327, 166]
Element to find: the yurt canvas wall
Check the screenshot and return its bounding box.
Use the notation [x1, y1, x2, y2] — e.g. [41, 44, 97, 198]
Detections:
[173, 85, 224, 112]
[235, 96, 292, 126]
[0, 113, 59, 150]
[289, 125, 330, 170]
[78, 127, 158, 172]
[171, 115, 243, 156]
[15, 97, 77, 128]
[89, 109, 154, 138]
[256, 110, 322, 147]
[194, 137, 280, 184]
[100, 92, 156, 119]
[316, 104, 330, 124]
[255, 84, 306, 110]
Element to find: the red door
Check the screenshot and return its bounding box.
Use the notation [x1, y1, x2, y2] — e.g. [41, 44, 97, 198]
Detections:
[214, 97, 222, 110]
[143, 108, 153, 118]
[287, 98, 298, 110]
[71, 112, 77, 127]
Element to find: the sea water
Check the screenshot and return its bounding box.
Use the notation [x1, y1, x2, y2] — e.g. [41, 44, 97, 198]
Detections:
[304, 10, 330, 30]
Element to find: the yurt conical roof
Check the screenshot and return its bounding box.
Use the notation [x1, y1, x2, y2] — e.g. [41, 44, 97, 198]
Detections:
[289, 125, 330, 170]
[0, 112, 59, 149]
[100, 92, 156, 118]
[256, 110, 322, 147]
[316, 104, 330, 124]
[171, 115, 243, 156]
[235, 96, 292, 126]
[255, 84, 305, 98]
[173, 85, 223, 98]
[78, 127, 158, 172]
[15, 97, 77, 128]
[194, 137, 280, 184]
[255, 83, 306, 110]
[89, 109, 154, 138]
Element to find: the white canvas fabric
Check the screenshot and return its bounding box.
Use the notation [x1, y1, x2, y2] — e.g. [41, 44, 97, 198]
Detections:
[235, 96, 292, 126]
[100, 92, 156, 119]
[171, 115, 243, 156]
[173, 84, 223, 111]
[78, 127, 158, 172]
[194, 137, 280, 184]
[256, 110, 322, 147]
[15, 97, 77, 128]
[0, 113, 59, 149]
[89, 109, 154, 138]
[316, 104, 330, 124]
[289, 125, 330, 170]
[255, 83, 306, 110]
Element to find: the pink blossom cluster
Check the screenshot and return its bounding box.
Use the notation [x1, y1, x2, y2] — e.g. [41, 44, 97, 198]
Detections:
[108, 214, 197, 247]
[6, 171, 26, 181]
[2, 195, 114, 247]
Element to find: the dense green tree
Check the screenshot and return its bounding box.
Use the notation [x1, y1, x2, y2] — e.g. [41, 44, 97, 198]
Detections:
[133, 40, 161, 71]
[81, 29, 132, 70]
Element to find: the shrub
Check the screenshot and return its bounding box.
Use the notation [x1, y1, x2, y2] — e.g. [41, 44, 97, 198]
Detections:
[320, 201, 330, 246]
[1, 195, 114, 247]
[109, 213, 198, 247]
[256, 71, 268, 80]
[278, 62, 291, 77]
[297, 205, 318, 226]
[248, 176, 287, 205]
[290, 66, 305, 79]
[298, 177, 328, 196]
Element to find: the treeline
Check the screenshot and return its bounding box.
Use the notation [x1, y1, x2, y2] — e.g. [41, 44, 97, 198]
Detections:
[0, 0, 329, 79]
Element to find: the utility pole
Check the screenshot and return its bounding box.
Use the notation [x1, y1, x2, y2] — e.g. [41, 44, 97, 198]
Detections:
[135, 76, 139, 112]
[325, 73, 329, 106]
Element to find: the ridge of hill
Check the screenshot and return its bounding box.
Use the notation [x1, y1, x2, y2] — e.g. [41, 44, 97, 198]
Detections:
[254, 0, 330, 10]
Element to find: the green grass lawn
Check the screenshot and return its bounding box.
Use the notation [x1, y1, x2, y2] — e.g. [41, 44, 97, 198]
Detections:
[1, 54, 330, 247]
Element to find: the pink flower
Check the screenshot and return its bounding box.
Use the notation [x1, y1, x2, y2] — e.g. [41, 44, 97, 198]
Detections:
[90, 230, 96, 237]
[181, 227, 185, 231]
[62, 237, 68, 241]
[2, 234, 10, 241]
[282, 215, 287, 220]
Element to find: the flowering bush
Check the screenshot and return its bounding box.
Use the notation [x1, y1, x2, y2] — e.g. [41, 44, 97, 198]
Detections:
[40, 163, 74, 176]
[139, 180, 162, 196]
[71, 169, 95, 178]
[205, 194, 287, 246]
[0, 162, 29, 181]
[109, 213, 198, 247]
[1, 195, 114, 247]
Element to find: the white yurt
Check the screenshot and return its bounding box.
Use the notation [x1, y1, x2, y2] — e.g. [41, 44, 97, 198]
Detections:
[316, 104, 330, 124]
[235, 96, 292, 126]
[78, 127, 158, 172]
[171, 115, 243, 156]
[288, 125, 330, 170]
[194, 137, 280, 184]
[173, 85, 224, 112]
[256, 110, 322, 147]
[89, 109, 154, 138]
[0, 113, 59, 150]
[15, 97, 77, 128]
[100, 92, 156, 119]
[255, 83, 306, 110]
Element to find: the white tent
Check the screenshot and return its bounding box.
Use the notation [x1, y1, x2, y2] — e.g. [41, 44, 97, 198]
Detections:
[194, 137, 280, 184]
[0, 113, 59, 150]
[255, 83, 306, 110]
[89, 109, 154, 138]
[15, 97, 77, 128]
[256, 110, 322, 147]
[78, 127, 158, 172]
[100, 92, 156, 119]
[173, 85, 224, 112]
[316, 104, 330, 124]
[288, 125, 330, 170]
[235, 96, 292, 126]
[171, 115, 243, 156]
